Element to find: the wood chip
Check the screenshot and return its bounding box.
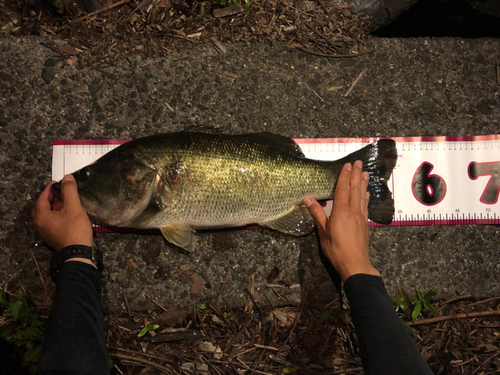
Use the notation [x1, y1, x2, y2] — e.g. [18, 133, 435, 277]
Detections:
[223, 71, 239, 79]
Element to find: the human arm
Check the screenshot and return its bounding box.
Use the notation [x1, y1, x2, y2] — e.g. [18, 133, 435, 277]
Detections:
[33, 175, 109, 374]
[304, 161, 432, 375]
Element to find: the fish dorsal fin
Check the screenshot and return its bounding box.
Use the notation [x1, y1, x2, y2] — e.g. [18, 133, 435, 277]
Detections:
[160, 225, 198, 252]
[261, 205, 315, 236]
[246, 133, 305, 158]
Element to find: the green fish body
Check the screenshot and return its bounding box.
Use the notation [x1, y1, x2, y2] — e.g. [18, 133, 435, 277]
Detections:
[52, 133, 397, 251]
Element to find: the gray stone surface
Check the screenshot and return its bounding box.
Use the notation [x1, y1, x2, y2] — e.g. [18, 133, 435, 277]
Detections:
[1, 37, 499, 313]
[341, 0, 418, 27]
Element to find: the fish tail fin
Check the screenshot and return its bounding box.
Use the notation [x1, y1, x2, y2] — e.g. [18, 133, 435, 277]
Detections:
[338, 139, 398, 224]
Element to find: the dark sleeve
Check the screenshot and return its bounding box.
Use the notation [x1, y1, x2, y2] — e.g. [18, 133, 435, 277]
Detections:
[344, 274, 433, 375]
[37, 261, 109, 375]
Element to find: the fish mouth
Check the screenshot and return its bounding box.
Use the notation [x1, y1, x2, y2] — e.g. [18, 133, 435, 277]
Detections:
[51, 182, 62, 201]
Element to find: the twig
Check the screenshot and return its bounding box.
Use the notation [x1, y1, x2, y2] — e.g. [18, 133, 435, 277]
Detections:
[225, 315, 253, 351]
[109, 352, 178, 374]
[30, 248, 49, 303]
[408, 310, 500, 326]
[317, 0, 329, 15]
[305, 23, 341, 51]
[216, 268, 231, 303]
[305, 83, 325, 103]
[139, 329, 204, 343]
[497, 62, 500, 86]
[70, 0, 131, 24]
[344, 68, 367, 97]
[467, 296, 500, 307]
[108, 347, 177, 364]
[296, 46, 374, 59]
[149, 297, 168, 312]
[123, 291, 131, 317]
[254, 343, 279, 351]
[438, 294, 475, 311]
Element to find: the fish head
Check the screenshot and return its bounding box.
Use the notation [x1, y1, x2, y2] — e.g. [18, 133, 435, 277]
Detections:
[53, 155, 158, 227]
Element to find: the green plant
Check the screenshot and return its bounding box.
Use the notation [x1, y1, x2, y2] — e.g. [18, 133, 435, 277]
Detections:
[223, 311, 234, 322]
[283, 366, 299, 373]
[214, 0, 251, 12]
[137, 320, 160, 337]
[393, 286, 438, 336]
[0, 288, 45, 366]
[394, 287, 438, 320]
[197, 8, 205, 19]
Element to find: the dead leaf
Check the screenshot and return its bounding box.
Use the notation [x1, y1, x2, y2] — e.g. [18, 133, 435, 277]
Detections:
[199, 341, 217, 352]
[154, 307, 188, 326]
[212, 315, 225, 325]
[65, 56, 78, 66]
[272, 309, 288, 327]
[213, 345, 223, 359]
[179, 264, 191, 279]
[125, 257, 138, 270]
[190, 274, 205, 295]
[57, 44, 78, 55]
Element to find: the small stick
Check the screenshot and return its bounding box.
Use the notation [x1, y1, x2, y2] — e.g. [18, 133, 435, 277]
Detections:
[254, 343, 279, 351]
[70, 0, 130, 24]
[164, 101, 174, 112]
[496, 63, 500, 85]
[30, 248, 49, 302]
[108, 347, 177, 363]
[296, 46, 375, 59]
[109, 352, 177, 374]
[305, 23, 341, 51]
[149, 297, 168, 312]
[465, 296, 500, 307]
[216, 268, 231, 303]
[408, 309, 500, 326]
[305, 83, 325, 103]
[344, 68, 367, 97]
[123, 291, 131, 317]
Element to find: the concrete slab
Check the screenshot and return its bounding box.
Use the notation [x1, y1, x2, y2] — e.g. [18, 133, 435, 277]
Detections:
[1, 37, 499, 312]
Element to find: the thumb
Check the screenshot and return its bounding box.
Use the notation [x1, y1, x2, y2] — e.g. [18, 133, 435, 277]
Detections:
[61, 174, 82, 209]
[303, 197, 327, 232]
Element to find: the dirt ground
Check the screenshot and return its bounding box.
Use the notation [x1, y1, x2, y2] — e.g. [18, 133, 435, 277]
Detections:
[1, 0, 500, 374]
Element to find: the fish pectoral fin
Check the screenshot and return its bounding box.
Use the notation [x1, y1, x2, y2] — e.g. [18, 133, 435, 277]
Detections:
[160, 225, 198, 252]
[261, 205, 315, 236]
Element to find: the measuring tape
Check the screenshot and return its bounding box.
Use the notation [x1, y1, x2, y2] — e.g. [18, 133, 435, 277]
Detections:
[52, 135, 500, 227]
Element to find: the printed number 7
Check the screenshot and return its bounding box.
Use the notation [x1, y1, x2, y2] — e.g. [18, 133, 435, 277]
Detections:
[468, 161, 500, 204]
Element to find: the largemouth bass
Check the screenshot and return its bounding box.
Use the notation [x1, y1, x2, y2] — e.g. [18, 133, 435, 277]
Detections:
[52, 133, 397, 251]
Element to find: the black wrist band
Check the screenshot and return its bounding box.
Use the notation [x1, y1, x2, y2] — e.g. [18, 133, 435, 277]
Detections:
[49, 244, 103, 283]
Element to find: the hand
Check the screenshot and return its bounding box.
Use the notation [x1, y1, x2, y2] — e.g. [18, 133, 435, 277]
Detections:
[33, 174, 94, 252]
[304, 160, 380, 281]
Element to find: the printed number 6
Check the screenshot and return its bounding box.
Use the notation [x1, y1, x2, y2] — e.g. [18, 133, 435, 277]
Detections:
[412, 162, 447, 206]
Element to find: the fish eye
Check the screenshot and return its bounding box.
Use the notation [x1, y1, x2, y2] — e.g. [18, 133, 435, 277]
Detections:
[78, 167, 91, 181]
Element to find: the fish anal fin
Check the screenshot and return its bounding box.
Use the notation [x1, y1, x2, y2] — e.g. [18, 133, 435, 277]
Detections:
[160, 225, 198, 252]
[262, 205, 315, 236]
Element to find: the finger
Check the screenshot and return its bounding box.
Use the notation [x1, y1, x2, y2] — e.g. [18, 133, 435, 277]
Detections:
[333, 163, 351, 210]
[349, 160, 363, 208]
[360, 171, 369, 210]
[34, 181, 57, 217]
[51, 197, 64, 211]
[364, 191, 370, 220]
[60, 174, 82, 209]
[303, 197, 327, 232]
